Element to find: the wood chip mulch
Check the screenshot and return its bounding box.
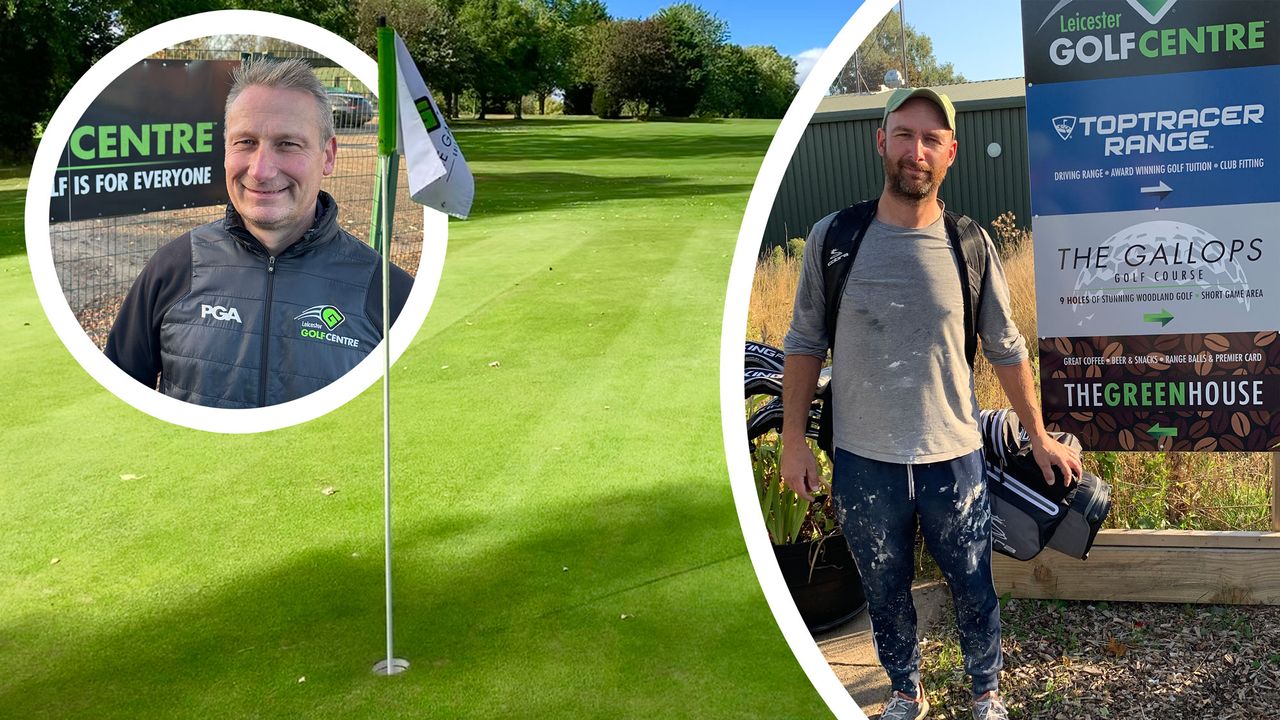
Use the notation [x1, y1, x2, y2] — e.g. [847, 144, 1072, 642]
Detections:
[918, 597, 1280, 719]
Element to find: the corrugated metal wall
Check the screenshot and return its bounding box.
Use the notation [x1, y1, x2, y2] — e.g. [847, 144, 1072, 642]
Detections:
[763, 98, 1031, 250]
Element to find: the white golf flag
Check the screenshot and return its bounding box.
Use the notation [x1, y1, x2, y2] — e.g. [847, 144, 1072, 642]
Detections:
[393, 33, 474, 219]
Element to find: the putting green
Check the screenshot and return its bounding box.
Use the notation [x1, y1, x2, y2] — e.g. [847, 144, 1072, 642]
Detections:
[0, 118, 829, 718]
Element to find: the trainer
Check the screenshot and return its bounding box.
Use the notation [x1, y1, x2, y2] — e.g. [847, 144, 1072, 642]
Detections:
[781, 88, 1081, 720]
[105, 58, 412, 408]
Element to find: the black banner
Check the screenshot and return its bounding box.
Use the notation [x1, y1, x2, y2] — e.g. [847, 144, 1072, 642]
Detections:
[1022, 0, 1280, 85]
[1037, 332, 1280, 451]
[51, 60, 238, 222]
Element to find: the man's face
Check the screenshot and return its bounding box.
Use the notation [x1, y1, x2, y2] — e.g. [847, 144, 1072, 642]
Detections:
[224, 85, 336, 240]
[876, 98, 957, 201]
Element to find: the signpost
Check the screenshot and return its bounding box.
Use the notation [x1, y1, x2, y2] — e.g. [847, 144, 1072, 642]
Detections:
[1022, 0, 1280, 451]
[51, 60, 236, 223]
[994, 0, 1280, 610]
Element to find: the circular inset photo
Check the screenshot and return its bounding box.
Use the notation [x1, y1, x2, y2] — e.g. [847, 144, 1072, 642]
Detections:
[26, 11, 450, 433]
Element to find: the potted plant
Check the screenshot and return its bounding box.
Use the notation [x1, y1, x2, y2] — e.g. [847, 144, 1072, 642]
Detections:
[745, 356, 867, 633]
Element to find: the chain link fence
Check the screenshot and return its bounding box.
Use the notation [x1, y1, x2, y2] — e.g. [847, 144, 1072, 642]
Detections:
[51, 38, 423, 348]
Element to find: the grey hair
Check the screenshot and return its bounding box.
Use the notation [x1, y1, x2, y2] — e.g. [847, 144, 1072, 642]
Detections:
[225, 58, 335, 141]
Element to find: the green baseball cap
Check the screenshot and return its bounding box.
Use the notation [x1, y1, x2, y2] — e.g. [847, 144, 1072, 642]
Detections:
[882, 87, 956, 130]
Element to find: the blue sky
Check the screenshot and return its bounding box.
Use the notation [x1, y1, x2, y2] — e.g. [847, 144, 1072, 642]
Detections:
[604, 0, 1026, 85]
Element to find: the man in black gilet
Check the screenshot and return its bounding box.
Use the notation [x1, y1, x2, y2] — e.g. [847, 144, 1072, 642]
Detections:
[106, 59, 412, 409]
[781, 88, 1082, 720]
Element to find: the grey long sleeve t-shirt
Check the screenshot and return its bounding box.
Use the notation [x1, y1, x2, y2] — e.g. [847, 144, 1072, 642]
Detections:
[784, 207, 1028, 464]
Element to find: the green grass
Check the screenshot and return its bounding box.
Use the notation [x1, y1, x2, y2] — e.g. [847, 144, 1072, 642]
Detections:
[0, 117, 828, 719]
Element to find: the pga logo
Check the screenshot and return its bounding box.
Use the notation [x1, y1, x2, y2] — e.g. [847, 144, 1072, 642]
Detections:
[200, 304, 242, 323]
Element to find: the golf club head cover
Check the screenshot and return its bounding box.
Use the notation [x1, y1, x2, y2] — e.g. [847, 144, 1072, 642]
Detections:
[746, 396, 823, 443]
[744, 369, 784, 398]
[745, 341, 786, 373]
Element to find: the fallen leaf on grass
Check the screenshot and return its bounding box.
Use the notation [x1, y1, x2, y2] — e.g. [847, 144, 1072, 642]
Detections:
[620, 613, 632, 620]
[488, 361, 500, 368]
[119, 474, 143, 481]
[297, 676, 306, 683]
[321, 487, 338, 496]
[49, 558, 60, 565]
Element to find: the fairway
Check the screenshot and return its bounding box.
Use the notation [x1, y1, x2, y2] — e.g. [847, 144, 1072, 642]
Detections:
[0, 118, 829, 719]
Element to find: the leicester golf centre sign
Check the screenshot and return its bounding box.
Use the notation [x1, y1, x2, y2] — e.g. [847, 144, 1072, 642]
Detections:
[1022, 0, 1280, 451]
[50, 60, 237, 222]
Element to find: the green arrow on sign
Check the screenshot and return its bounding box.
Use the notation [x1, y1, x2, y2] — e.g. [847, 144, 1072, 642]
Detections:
[1143, 309, 1174, 326]
[1148, 423, 1178, 440]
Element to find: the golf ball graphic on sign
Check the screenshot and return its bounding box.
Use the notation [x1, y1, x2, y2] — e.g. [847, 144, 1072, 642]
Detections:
[1066, 220, 1254, 314]
[1034, 205, 1278, 340]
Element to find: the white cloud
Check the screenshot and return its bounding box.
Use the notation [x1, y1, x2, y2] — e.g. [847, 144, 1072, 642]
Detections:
[792, 47, 827, 87]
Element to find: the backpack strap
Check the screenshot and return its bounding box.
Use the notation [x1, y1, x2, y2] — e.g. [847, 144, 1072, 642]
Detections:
[943, 210, 988, 369]
[821, 199, 878, 347]
[816, 199, 876, 455]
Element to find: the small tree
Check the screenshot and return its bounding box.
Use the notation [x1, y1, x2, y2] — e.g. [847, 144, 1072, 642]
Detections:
[525, 0, 606, 115]
[590, 19, 677, 118]
[744, 45, 797, 118]
[651, 2, 726, 116]
[356, 0, 474, 118]
[697, 44, 758, 118]
[458, 0, 541, 119]
[563, 16, 610, 114]
[831, 10, 964, 94]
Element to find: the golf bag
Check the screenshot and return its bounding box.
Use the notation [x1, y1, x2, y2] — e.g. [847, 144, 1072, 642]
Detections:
[978, 409, 1111, 561]
[742, 344, 1111, 561]
[744, 341, 830, 443]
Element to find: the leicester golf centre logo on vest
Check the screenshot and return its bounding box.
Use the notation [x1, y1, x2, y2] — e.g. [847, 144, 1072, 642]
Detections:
[1040, 0, 1269, 68]
[295, 305, 360, 348]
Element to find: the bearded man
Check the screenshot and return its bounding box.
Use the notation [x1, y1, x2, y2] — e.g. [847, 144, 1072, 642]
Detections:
[780, 88, 1081, 720]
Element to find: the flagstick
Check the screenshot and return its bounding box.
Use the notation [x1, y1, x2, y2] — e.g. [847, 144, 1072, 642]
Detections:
[372, 16, 408, 678]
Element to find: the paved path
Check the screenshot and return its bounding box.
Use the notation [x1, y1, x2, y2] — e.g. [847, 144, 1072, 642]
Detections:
[814, 581, 951, 719]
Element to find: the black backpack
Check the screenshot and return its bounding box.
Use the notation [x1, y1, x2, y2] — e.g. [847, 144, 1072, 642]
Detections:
[815, 199, 989, 453]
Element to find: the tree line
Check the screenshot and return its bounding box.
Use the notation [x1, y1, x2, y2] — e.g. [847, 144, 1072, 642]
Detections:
[2, 0, 799, 156]
[355, 0, 797, 120]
